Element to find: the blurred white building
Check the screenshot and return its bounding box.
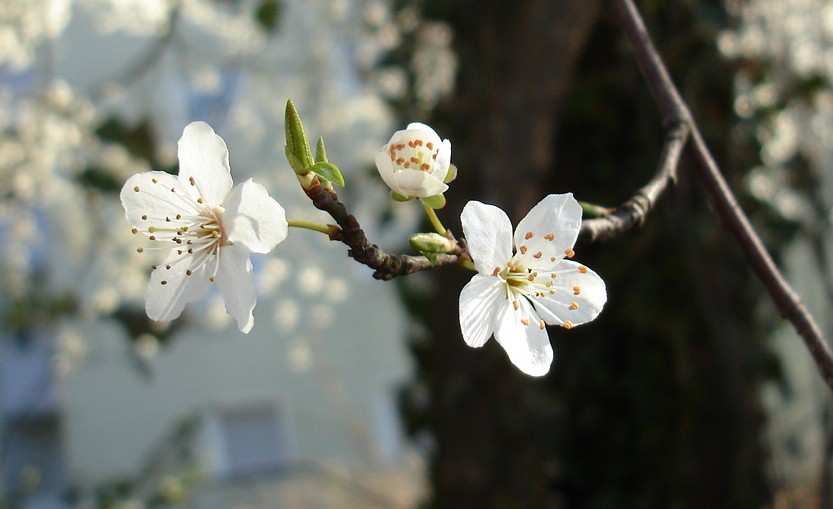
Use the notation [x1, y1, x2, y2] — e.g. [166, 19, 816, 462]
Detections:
[1, 267, 422, 509]
[0, 1, 425, 508]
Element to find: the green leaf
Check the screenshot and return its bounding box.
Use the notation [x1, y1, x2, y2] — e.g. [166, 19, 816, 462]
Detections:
[309, 161, 345, 187]
[390, 190, 413, 202]
[284, 146, 308, 175]
[284, 99, 312, 169]
[421, 193, 447, 209]
[315, 136, 328, 163]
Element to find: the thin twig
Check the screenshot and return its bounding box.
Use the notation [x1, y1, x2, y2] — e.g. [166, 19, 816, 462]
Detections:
[580, 121, 689, 241]
[613, 0, 833, 392]
[304, 182, 464, 280]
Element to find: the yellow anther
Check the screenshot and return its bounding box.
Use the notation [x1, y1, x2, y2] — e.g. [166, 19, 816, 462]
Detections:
[564, 248, 575, 259]
[512, 301, 519, 311]
[520, 318, 530, 326]
[578, 265, 588, 273]
[568, 302, 579, 311]
[562, 321, 574, 330]
[539, 319, 546, 330]
[544, 233, 555, 241]
[573, 286, 581, 295]
[519, 245, 528, 255]
[524, 232, 533, 240]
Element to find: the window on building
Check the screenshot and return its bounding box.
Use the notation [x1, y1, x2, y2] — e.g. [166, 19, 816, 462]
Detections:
[218, 406, 285, 478]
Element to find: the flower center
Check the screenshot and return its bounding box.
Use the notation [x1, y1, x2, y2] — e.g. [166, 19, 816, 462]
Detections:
[142, 204, 227, 256]
[183, 205, 227, 254]
[388, 137, 440, 172]
[499, 260, 555, 300]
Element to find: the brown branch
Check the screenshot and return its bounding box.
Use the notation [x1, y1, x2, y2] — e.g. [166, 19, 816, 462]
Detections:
[580, 121, 689, 241]
[613, 0, 833, 392]
[304, 182, 464, 280]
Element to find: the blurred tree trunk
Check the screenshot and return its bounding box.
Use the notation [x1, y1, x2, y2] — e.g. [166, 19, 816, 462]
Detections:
[404, 1, 603, 508]
[400, 1, 772, 508]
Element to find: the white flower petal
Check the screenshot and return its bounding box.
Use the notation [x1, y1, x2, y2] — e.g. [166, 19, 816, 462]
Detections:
[145, 249, 213, 323]
[493, 297, 553, 377]
[214, 244, 256, 333]
[224, 179, 288, 254]
[121, 171, 196, 234]
[514, 193, 582, 270]
[532, 259, 607, 327]
[459, 274, 504, 348]
[177, 121, 233, 206]
[434, 139, 452, 181]
[461, 200, 514, 275]
[395, 170, 447, 198]
[405, 122, 442, 142]
[375, 150, 449, 198]
[375, 149, 400, 189]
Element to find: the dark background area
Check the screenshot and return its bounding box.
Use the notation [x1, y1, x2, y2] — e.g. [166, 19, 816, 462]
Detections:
[393, 1, 784, 507]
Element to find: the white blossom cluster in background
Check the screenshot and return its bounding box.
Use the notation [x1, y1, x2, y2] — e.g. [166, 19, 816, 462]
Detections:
[0, 0, 454, 367]
[720, 0, 833, 220]
[720, 0, 833, 496]
[0, 0, 72, 70]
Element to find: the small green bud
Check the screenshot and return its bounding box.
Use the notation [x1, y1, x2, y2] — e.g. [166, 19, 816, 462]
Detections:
[578, 200, 614, 218]
[285, 99, 313, 169]
[409, 232, 456, 255]
[315, 136, 328, 163]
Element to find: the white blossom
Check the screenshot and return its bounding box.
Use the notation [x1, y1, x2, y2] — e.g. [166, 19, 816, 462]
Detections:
[458, 194, 607, 376]
[120, 121, 287, 333]
[375, 122, 452, 198]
